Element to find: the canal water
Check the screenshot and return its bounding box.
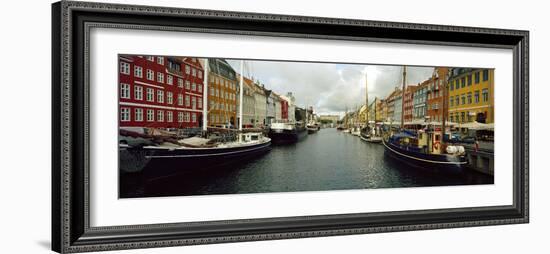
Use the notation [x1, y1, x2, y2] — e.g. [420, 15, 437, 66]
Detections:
[120, 128, 493, 198]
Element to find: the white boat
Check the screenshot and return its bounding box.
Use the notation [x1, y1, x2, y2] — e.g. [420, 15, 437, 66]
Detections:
[119, 59, 273, 176]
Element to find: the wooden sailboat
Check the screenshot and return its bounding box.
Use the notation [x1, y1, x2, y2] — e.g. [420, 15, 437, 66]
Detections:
[382, 66, 467, 173]
[360, 72, 382, 143]
[119, 59, 272, 177]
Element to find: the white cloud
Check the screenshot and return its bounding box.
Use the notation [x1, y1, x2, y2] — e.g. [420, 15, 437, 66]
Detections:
[227, 59, 434, 116]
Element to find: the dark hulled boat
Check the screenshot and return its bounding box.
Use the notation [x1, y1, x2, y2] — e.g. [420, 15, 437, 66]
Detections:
[269, 121, 307, 144]
[382, 131, 467, 174]
[120, 132, 271, 179]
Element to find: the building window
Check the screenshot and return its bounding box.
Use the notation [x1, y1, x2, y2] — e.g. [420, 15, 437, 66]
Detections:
[198, 98, 202, 109]
[461, 112, 465, 123]
[120, 107, 130, 121]
[455, 95, 459, 106]
[461, 77, 466, 88]
[167, 75, 173, 85]
[210, 87, 214, 96]
[475, 72, 480, 83]
[192, 82, 196, 91]
[167, 92, 173, 104]
[177, 78, 183, 88]
[146, 88, 154, 102]
[157, 57, 164, 65]
[192, 96, 196, 109]
[455, 80, 459, 90]
[120, 62, 130, 75]
[198, 84, 202, 93]
[157, 90, 164, 103]
[146, 69, 154, 81]
[185, 112, 191, 122]
[482, 88, 489, 102]
[450, 81, 454, 91]
[483, 69, 489, 81]
[134, 86, 143, 100]
[147, 109, 154, 122]
[120, 83, 130, 99]
[146, 56, 154, 62]
[185, 95, 191, 107]
[474, 90, 480, 103]
[134, 66, 143, 78]
[178, 112, 184, 123]
[157, 110, 164, 122]
[461, 94, 466, 105]
[450, 97, 454, 107]
[157, 73, 164, 83]
[467, 92, 472, 104]
[198, 70, 203, 79]
[185, 65, 190, 75]
[185, 81, 190, 90]
[192, 113, 197, 123]
[178, 94, 183, 106]
[467, 75, 472, 86]
[167, 111, 173, 122]
[135, 108, 143, 122]
[192, 68, 197, 77]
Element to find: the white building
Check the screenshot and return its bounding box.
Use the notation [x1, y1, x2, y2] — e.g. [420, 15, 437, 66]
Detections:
[253, 82, 267, 127]
[265, 90, 277, 125]
[239, 75, 256, 127]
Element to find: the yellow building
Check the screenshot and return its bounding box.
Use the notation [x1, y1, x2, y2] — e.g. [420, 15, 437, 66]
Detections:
[447, 68, 494, 124]
[376, 99, 386, 123]
[207, 59, 238, 127]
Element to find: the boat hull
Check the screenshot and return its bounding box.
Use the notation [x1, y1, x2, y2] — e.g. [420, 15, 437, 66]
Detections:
[360, 134, 382, 143]
[382, 139, 466, 174]
[269, 128, 307, 144]
[120, 141, 272, 179]
[307, 127, 318, 134]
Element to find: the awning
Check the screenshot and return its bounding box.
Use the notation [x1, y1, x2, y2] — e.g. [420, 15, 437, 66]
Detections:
[457, 121, 494, 130]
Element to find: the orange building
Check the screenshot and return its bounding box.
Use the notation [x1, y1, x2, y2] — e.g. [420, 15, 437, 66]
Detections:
[207, 59, 238, 127]
[426, 67, 449, 123]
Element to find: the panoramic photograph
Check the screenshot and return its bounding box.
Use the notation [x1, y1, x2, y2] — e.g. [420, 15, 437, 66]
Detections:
[118, 55, 495, 198]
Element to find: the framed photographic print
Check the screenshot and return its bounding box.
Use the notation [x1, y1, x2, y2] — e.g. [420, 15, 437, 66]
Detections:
[52, 1, 529, 253]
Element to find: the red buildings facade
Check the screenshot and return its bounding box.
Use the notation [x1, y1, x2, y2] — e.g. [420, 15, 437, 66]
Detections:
[426, 67, 449, 123]
[280, 96, 289, 120]
[118, 55, 204, 129]
[403, 85, 416, 123]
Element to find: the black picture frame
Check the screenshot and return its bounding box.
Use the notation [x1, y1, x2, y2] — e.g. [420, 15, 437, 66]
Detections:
[52, 1, 529, 253]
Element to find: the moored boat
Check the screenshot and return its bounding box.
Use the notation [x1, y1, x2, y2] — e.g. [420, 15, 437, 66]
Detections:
[120, 132, 271, 178]
[269, 121, 307, 144]
[306, 122, 320, 134]
[382, 131, 466, 173]
[383, 66, 466, 173]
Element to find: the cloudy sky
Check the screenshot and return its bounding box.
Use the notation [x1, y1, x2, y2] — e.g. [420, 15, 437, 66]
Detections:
[227, 59, 434, 116]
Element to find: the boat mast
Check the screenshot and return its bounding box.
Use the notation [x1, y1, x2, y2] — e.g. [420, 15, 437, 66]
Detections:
[401, 66, 406, 130]
[441, 68, 447, 142]
[202, 58, 209, 132]
[365, 72, 369, 126]
[239, 60, 244, 131]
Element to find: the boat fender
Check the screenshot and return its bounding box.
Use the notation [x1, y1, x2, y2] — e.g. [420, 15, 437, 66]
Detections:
[446, 145, 458, 154]
[457, 146, 465, 155]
